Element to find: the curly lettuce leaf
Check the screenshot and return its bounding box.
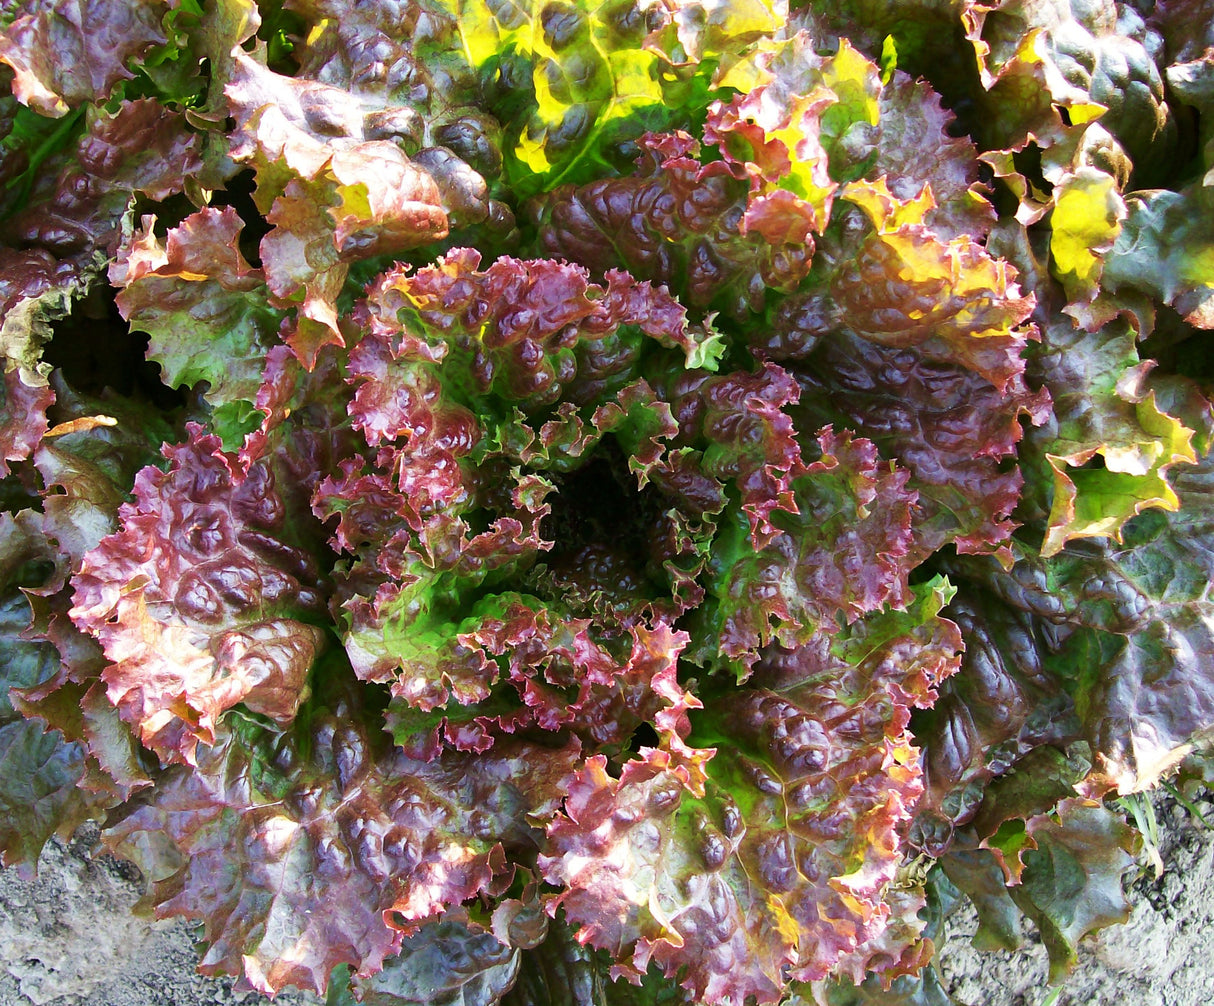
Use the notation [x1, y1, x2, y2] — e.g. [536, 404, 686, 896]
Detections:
[819, 177, 1036, 393]
[104, 668, 580, 996]
[789, 333, 1051, 567]
[0, 365, 53, 476]
[5, 98, 203, 256]
[355, 249, 703, 412]
[225, 52, 451, 365]
[387, 606, 699, 761]
[531, 130, 814, 318]
[317, 249, 717, 700]
[690, 426, 917, 676]
[866, 72, 995, 244]
[438, 0, 785, 191]
[944, 435, 1214, 796]
[910, 585, 1077, 853]
[541, 581, 960, 1003]
[973, 0, 1175, 176]
[317, 466, 552, 704]
[0, 99, 203, 416]
[1100, 185, 1214, 331]
[111, 206, 282, 417]
[661, 362, 807, 549]
[0, 0, 168, 117]
[1028, 311, 1197, 557]
[69, 425, 329, 764]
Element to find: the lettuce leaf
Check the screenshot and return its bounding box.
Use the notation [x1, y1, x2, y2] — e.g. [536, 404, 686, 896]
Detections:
[105, 667, 580, 995]
[70, 425, 329, 764]
[541, 581, 960, 1002]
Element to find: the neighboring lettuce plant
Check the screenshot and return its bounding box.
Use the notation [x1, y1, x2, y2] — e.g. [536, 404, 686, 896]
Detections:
[1, 1, 1212, 1004]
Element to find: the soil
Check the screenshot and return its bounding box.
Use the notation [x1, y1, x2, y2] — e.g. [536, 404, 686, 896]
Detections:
[1, 792, 1211, 1006]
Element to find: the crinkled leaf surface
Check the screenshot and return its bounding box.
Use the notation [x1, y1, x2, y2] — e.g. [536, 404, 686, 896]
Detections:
[0, 0, 167, 116]
[439, 0, 785, 190]
[690, 425, 917, 675]
[351, 917, 520, 1006]
[945, 441, 1214, 795]
[105, 668, 580, 996]
[910, 583, 1077, 853]
[0, 514, 98, 870]
[789, 333, 1050, 566]
[70, 425, 329, 764]
[2, 2, 1210, 1002]
[541, 581, 960, 1004]
[1028, 312, 1196, 556]
[111, 207, 281, 411]
[531, 130, 814, 319]
[1101, 185, 1214, 330]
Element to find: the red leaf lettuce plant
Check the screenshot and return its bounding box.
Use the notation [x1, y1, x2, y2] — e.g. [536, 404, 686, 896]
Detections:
[1, 0, 1212, 1003]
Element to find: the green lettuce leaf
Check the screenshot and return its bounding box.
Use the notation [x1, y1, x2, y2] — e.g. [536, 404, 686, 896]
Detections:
[111, 206, 282, 416]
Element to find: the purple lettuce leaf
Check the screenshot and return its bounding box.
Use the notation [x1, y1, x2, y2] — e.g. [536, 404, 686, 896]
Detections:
[0, 99, 202, 443]
[909, 585, 1078, 855]
[0, 365, 53, 477]
[540, 581, 960, 1004]
[1148, 0, 1214, 65]
[4, 99, 203, 260]
[660, 361, 807, 549]
[69, 424, 329, 765]
[285, 0, 505, 218]
[225, 51, 450, 366]
[387, 606, 699, 761]
[496, 910, 693, 1006]
[776, 177, 1036, 394]
[0, 0, 168, 117]
[104, 666, 580, 996]
[356, 249, 708, 412]
[871, 72, 996, 242]
[316, 464, 552, 706]
[938, 432, 1214, 796]
[788, 332, 1050, 567]
[315, 250, 717, 701]
[29, 375, 185, 571]
[530, 130, 813, 320]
